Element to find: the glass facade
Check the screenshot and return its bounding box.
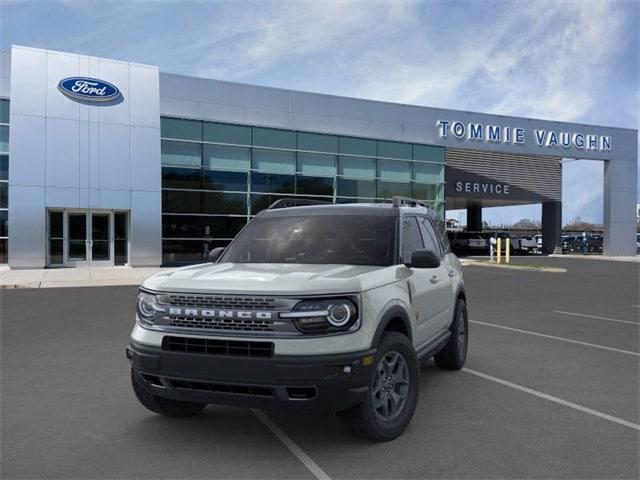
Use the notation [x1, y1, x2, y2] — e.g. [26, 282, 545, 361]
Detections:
[160, 117, 445, 265]
[0, 99, 8, 263]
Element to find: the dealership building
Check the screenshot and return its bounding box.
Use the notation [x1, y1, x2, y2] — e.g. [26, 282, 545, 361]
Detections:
[0, 45, 637, 268]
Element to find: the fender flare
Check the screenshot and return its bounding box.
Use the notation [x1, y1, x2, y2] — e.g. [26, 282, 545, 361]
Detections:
[370, 305, 413, 348]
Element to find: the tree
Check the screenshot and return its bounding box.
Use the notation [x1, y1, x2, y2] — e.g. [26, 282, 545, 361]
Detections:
[563, 216, 602, 232]
[509, 218, 541, 230]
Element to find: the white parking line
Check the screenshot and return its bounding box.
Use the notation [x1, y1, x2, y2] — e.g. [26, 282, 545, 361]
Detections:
[252, 409, 331, 480]
[554, 310, 639, 326]
[463, 368, 640, 431]
[470, 319, 640, 357]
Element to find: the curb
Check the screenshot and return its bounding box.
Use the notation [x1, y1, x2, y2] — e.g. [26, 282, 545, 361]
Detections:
[463, 260, 567, 273]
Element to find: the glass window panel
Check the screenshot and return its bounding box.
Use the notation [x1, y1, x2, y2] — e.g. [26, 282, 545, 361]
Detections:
[48, 211, 63, 238]
[203, 122, 251, 145]
[114, 213, 128, 266]
[203, 216, 246, 238]
[161, 117, 202, 141]
[162, 167, 202, 189]
[0, 210, 7, 237]
[250, 194, 274, 215]
[162, 190, 202, 213]
[251, 173, 294, 194]
[378, 141, 411, 160]
[337, 178, 376, 198]
[402, 217, 424, 263]
[0, 183, 6, 208]
[0, 155, 7, 181]
[250, 194, 332, 216]
[252, 127, 296, 149]
[297, 132, 338, 153]
[413, 163, 442, 183]
[161, 140, 201, 167]
[297, 153, 336, 176]
[68, 214, 87, 260]
[163, 215, 203, 238]
[202, 192, 247, 214]
[377, 180, 411, 198]
[296, 176, 334, 196]
[203, 144, 250, 171]
[412, 182, 437, 201]
[436, 183, 445, 202]
[162, 239, 231, 265]
[49, 239, 62, 265]
[0, 126, 8, 153]
[252, 149, 295, 174]
[202, 170, 248, 191]
[339, 137, 376, 157]
[338, 156, 376, 179]
[418, 217, 441, 256]
[0, 238, 6, 263]
[378, 160, 411, 181]
[413, 144, 445, 163]
[0, 99, 9, 124]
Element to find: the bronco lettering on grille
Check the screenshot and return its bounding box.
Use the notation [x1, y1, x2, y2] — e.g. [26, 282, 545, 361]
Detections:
[168, 308, 274, 320]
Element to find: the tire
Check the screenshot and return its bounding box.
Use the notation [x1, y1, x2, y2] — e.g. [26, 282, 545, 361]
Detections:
[131, 368, 207, 417]
[340, 332, 419, 442]
[434, 298, 468, 370]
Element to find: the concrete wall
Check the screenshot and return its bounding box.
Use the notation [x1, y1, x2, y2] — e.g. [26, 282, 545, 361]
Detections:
[8, 46, 161, 267]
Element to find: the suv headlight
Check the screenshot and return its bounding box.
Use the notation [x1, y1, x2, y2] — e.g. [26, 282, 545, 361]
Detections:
[281, 297, 359, 334]
[136, 290, 159, 324]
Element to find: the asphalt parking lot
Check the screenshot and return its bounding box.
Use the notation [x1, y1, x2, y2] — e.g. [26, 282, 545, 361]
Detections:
[1, 257, 639, 479]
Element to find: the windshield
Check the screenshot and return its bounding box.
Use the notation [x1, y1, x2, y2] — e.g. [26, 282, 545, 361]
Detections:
[220, 214, 396, 266]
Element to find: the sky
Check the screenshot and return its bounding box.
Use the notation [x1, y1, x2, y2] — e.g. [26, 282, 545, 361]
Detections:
[1, 0, 638, 226]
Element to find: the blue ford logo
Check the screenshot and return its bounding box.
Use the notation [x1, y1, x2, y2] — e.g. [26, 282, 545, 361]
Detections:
[58, 77, 121, 102]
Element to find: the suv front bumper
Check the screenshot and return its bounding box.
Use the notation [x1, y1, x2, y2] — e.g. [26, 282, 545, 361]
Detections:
[127, 341, 376, 414]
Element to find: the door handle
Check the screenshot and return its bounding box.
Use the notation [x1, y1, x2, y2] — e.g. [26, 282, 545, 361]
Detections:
[430, 275, 440, 284]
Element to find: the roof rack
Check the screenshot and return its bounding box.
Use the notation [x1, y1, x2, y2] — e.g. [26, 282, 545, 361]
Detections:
[391, 196, 430, 209]
[268, 198, 333, 210]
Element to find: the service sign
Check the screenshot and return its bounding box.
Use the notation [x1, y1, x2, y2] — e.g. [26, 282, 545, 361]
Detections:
[58, 77, 121, 102]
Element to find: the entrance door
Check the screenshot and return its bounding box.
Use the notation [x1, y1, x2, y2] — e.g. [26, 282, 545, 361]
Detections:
[48, 210, 129, 267]
[66, 213, 89, 266]
[90, 213, 112, 266]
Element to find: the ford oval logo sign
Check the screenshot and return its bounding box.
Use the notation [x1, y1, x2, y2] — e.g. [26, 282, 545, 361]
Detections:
[58, 77, 121, 102]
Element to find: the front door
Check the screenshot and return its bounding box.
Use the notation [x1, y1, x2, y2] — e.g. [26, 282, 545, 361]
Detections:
[89, 213, 112, 266]
[401, 216, 452, 346]
[48, 210, 128, 267]
[66, 212, 89, 266]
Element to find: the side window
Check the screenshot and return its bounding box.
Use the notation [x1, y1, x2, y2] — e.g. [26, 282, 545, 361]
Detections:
[401, 217, 424, 263]
[435, 219, 452, 254]
[419, 217, 442, 257]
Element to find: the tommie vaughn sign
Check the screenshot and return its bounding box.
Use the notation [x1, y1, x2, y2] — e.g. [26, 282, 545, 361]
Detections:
[436, 120, 612, 152]
[58, 77, 121, 102]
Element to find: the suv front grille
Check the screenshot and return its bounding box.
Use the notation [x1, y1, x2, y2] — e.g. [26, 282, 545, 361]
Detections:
[162, 335, 274, 357]
[163, 294, 278, 310]
[167, 315, 274, 332]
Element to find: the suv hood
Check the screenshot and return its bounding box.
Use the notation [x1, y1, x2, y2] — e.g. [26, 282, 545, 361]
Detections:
[143, 262, 398, 295]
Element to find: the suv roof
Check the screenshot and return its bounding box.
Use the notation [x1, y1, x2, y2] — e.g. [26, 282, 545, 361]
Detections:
[262, 197, 434, 218]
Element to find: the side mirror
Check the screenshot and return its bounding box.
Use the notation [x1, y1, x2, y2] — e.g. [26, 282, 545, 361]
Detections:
[208, 247, 226, 263]
[406, 249, 440, 269]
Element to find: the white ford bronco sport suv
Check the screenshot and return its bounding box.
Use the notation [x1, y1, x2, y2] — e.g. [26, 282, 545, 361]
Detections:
[128, 196, 468, 441]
